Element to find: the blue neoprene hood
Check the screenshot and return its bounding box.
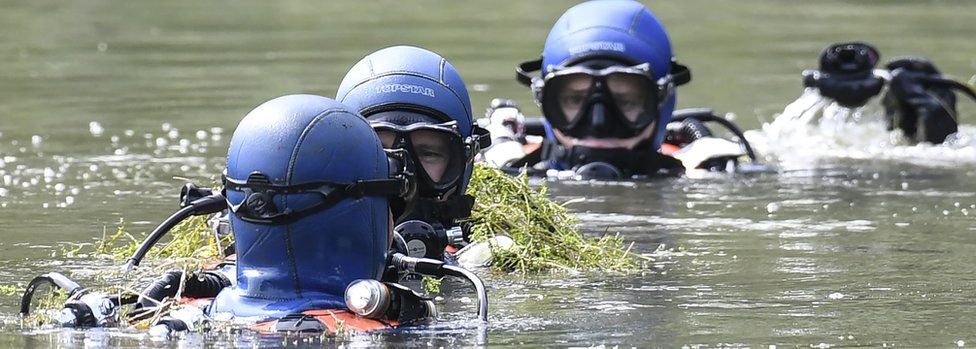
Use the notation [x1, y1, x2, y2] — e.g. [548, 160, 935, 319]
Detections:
[336, 45, 476, 194]
[541, 0, 677, 149]
[209, 94, 389, 320]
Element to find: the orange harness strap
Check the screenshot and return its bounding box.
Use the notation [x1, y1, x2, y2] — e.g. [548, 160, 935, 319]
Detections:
[660, 143, 681, 156]
[250, 310, 398, 334]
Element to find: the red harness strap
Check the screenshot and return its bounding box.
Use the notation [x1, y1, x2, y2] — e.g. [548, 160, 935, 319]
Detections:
[250, 309, 398, 334]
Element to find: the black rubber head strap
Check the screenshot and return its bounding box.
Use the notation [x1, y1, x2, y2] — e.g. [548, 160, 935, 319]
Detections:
[345, 178, 407, 197]
[225, 176, 405, 225]
[516, 58, 542, 87]
[671, 60, 691, 86]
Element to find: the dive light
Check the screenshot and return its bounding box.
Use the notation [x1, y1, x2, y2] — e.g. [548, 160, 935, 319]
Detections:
[344, 279, 392, 319]
[344, 279, 437, 322]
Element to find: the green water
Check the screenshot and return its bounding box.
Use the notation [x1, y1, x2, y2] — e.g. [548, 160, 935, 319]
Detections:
[1, 0, 975, 347]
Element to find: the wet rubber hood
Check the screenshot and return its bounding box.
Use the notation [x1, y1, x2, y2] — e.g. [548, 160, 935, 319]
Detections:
[337, 45, 486, 200]
[210, 94, 390, 320]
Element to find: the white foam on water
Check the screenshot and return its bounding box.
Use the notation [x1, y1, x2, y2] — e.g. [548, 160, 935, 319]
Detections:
[88, 121, 104, 137]
[747, 89, 976, 170]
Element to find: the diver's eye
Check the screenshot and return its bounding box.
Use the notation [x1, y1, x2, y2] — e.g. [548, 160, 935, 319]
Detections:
[614, 96, 637, 109]
[417, 148, 449, 162]
[562, 94, 586, 107]
[614, 94, 643, 110]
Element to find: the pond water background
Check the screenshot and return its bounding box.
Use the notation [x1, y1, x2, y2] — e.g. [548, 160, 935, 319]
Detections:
[1, 0, 975, 347]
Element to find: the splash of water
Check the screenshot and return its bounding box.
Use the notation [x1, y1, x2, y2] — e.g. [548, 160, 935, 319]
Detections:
[746, 88, 976, 170]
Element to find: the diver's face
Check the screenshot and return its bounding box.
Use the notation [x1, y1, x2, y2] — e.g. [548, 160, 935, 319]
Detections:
[557, 74, 592, 124]
[556, 73, 648, 125]
[408, 130, 450, 182]
[605, 73, 648, 123]
[377, 130, 451, 183]
[551, 73, 657, 150]
[547, 61, 658, 147]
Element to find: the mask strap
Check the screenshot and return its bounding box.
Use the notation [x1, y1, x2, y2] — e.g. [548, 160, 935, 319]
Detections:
[224, 174, 411, 225]
[516, 58, 542, 87]
[471, 125, 492, 150]
[670, 60, 692, 86]
[345, 178, 409, 197]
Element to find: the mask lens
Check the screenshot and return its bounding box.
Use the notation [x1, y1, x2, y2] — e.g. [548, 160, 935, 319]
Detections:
[606, 73, 655, 126]
[376, 130, 398, 148]
[549, 73, 594, 125]
[409, 129, 461, 185]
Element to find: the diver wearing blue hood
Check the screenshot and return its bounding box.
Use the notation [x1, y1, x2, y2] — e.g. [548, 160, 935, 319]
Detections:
[337, 46, 491, 261]
[20, 94, 489, 333]
[495, 0, 755, 179]
[208, 94, 409, 321]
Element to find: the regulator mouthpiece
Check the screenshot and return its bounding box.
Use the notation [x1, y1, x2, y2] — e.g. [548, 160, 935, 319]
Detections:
[344, 279, 392, 319]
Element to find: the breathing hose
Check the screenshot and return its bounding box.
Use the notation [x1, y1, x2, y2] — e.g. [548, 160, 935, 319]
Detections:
[389, 253, 488, 322]
[125, 193, 226, 270]
[137, 270, 231, 309]
[20, 272, 83, 315]
[672, 109, 758, 161]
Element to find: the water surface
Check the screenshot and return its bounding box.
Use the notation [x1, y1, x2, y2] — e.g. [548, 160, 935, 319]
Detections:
[1, 0, 975, 347]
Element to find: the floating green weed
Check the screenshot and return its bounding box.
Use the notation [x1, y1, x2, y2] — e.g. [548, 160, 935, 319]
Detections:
[420, 276, 442, 295]
[91, 216, 230, 272]
[0, 284, 21, 297]
[465, 164, 648, 274]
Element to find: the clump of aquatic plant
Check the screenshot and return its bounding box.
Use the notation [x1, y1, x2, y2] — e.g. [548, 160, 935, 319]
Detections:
[0, 284, 21, 297]
[88, 216, 230, 272]
[466, 164, 647, 273]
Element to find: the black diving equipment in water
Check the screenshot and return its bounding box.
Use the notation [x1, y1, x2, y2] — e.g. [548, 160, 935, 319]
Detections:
[394, 220, 465, 259]
[20, 270, 229, 328]
[883, 56, 976, 144]
[20, 272, 137, 328]
[135, 271, 231, 311]
[802, 42, 885, 108]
